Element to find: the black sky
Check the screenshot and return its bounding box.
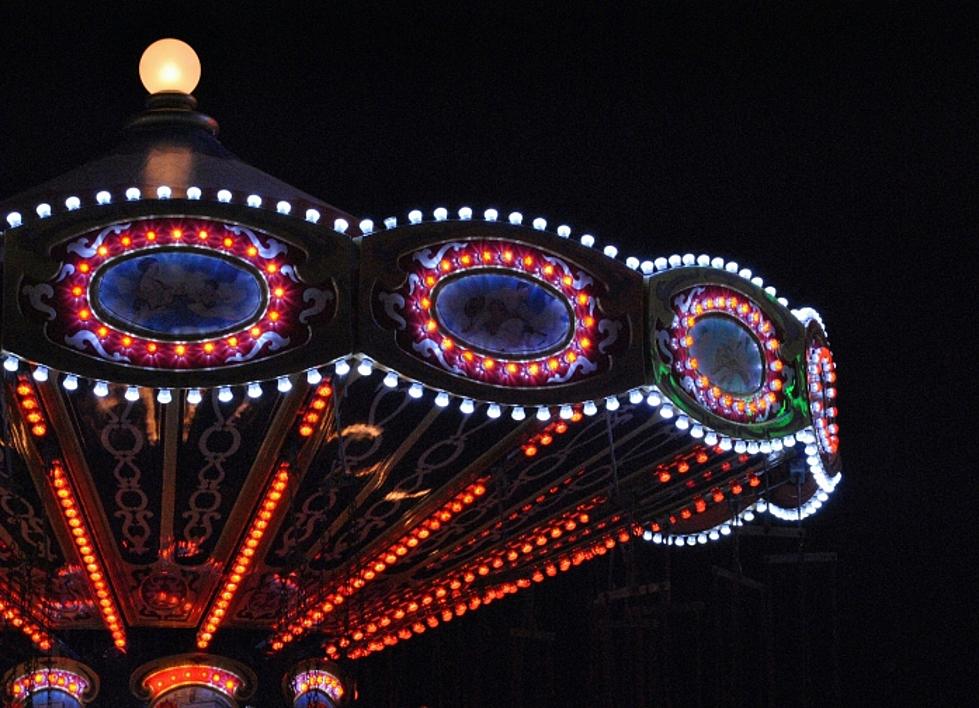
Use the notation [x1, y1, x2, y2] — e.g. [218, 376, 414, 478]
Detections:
[0, 2, 973, 704]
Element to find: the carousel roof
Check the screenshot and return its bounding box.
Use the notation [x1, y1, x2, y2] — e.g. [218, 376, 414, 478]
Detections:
[0, 39, 841, 705]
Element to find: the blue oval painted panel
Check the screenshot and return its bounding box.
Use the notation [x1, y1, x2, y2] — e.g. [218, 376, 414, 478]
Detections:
[93, 250, 265, 338]
[688, 315, 764, 395]
[434, 273, 572, 356]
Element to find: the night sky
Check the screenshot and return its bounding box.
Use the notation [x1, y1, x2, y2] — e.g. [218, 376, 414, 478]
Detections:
[0, 3, 972, 705]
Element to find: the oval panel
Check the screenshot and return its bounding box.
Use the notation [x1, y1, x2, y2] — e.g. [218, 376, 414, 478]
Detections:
[92, 249, 266, 340]
[433, 272, 572, 357]
[688, 315, 764, 395]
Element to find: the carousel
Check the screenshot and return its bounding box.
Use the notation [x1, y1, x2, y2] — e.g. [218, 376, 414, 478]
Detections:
[0, 39, 841, 706]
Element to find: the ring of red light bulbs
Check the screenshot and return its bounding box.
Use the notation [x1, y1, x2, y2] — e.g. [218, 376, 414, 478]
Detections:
[399, 239, 603, 385]
[141, 664, 243, 701]
[669, 286, 788, 424]
[290, 670, 344, 703]
[56, 218, 303, 369]
[8, 668, 88, 703]
[807, 344, 839, 457]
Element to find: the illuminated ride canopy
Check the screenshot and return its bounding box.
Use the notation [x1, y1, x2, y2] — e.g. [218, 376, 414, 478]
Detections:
[0, 40, 840, 706]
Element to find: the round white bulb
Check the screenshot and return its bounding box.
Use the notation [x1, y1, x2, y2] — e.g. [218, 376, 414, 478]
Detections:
[603, 245, 618, 258]
[640, 260, 654, 274]
[668, 254, 682, 268]
[536, 406, 551, 421]
[306, 209, 321, 224]
[557, 224, 571, 238]
[532, 217, 547, 231]
[93, 381, 109, 397]
[139, 38, 201, 94]
[384, 216, 398, 230]
[246, 194, 262, 208]
[460, 398, 475, 415]
[218, 386, 233, 403]
[126, 188, 141, 201]
[36, 203, 52, 218]
[277, 376, 293, 393]
[62, 375, 79, 391]
[3, 355, 19, 372]
[580, 234, 595, 247]
[32, 366, 49, 382]
[186, 388, 202, 405]
[334, 359, 351, 376]
[483, 208, 498, 221]
[646, 391, 662, 407]
[157, 185, 172, 199]
[408, 383, 424, 399]
[642, 530, 653, 541]
[383, 371, 399, 388]
[248, 382, 263, 399]
[659, 405, 674, 419]
[508, 211, 523, 225]
[217, 189, 232, 203]
[583, 401, 598, 416]
[334, 218, 349, 233]
[683, 253, 696, 266]
[65, 196, 80, 211]
[458, 206, 473, 220]
[187, 186, 202, 200]
[675, 415, 690, 430]
[487, 403, 502, 419]
[625, 256, 640, 270]
[306, 369, 323, 385]
[408, 209, 423, 224]
[628, 389, 643, 404]
[359, 219, 374, 234]
[511, 406, 526, 421]
[433, 207, 448, 221]
[435, 392, 450, 408]
[95, 191, 111, 205]
[276, 200, 292, 215]
[125, 386, 140, 402]
[654, 257, 668, 271]
[357, 359, 373, 376]
[559, 404, 573, 420]
[157, 388, 172, 404]
[605, 396, 620, 411]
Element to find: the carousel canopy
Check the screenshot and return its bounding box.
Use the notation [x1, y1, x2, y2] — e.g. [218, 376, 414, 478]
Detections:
[0, 39, 841, 706]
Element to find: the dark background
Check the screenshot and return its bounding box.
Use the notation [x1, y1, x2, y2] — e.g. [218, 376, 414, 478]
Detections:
[0, 2, 972, 705]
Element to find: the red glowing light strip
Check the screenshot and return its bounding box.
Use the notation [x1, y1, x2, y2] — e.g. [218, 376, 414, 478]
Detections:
[671, 286, 787, 423]
[521, 408, 582, 457]
[197, 463, 292, 649]
[9, 668, 88, 704]
[291, 670, 344, 703]
[142, 664, 242, 701]
[399, 240, 603, 385]
[298, 383, 333, 437]
[49, 461, 127, 650]
[52, 219, 305, 368]
[14, 377, 48, 437]
[0, 583, 55, 652]
[269, 478, 489, 652]
[341, 522, 636, 660]
[807, 345, 839, 455]
[323, 501, 608, 659]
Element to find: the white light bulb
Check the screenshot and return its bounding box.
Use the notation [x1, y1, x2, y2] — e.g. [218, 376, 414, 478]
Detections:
[483, 208, 498, 221]
[409, 209, 423, 224]
[508, 211, 523, 225]
[157, 388, 172, 404]
[357, 359, 373, 376]
[460, 398, 475, 415]
[126, 188, 141, 201]
[536, 406, 551, 421]
[459, 207, 473, 220]
[157, 185, 172, 199]
[725, 261, 739, 273]
[408, 383, 424, 399]
[690, 425, 705, 439]
[511, 406, 526, 421]
[433, 207, 448, 221]
[63, 374, 79, 391]
[738, 268, 752, 280]
[383, 371, 399, 388]
[3, 355, 19, 372]
[697, 254, 711, 266]
[487, 403, 502, 419]
[306, 369, 323, 385]
[625, 256, 640, 270]
[668, 254, 682, 268]
[646, 391, 662, 407]
[65, 196, 80, 211]
[605, 396, 620, 411]
[628, 389, 643, 404]
[248, 382, 263, 398]
[435, 392, 450, 408]
[743, 510, 755, 522]
[359, 219, 374, 234]
[125, 386, 140, 402]
[532, 217, 547, 230]
[559, 404, 573, 420]
[186, 388, 202, 405]
[557, 224, 571, 238]
[734, 440, 747, 454]
[583, 400, 598, 416]
[218, 386, 233, 403]
[659, 405, 674, 419]
[139, 38, 201, 94]
[334, 359, 351, 376]
[273, 200, 291, 215]
[95, 191, 111, 205]
[303, 208, 320, 224]
[642, 530, 653, 541]
[36, 203, 52, 218]
[711, 257, 725, 269]
[719, 437, 733, 451]
[640, 260, 654, 274]
[709, 530, 720, 541]
[93, 381, 109, 397]
[246, 194, 262, 208]
[603, 245, 618, 258]
[32, 366, 49, 382]
[334, 218, 349, 233]
[383, 216, 397, 230]
[277, 377, 293, 393]
[682, 253, 696, 266]
[217, 189, 232, 203]
[654, 257, 668, 271]
[720, 525, 732, 536]
[580, 234, 595, 247]
[675, 415, 690, 430]
[187, 186, 202, 200]
[704, 431, 718, 446]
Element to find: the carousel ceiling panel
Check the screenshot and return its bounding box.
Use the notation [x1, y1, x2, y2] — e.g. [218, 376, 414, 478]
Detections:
[359, 219, 646, 406]
[2, 202, 355, 389]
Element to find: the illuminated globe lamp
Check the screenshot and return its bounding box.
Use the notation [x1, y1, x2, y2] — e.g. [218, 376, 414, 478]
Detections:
[283, 659, 349, 708]
[130, 654, 256, 708]
[0, 38, 842, 703]
[2, 657, 99, 707]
